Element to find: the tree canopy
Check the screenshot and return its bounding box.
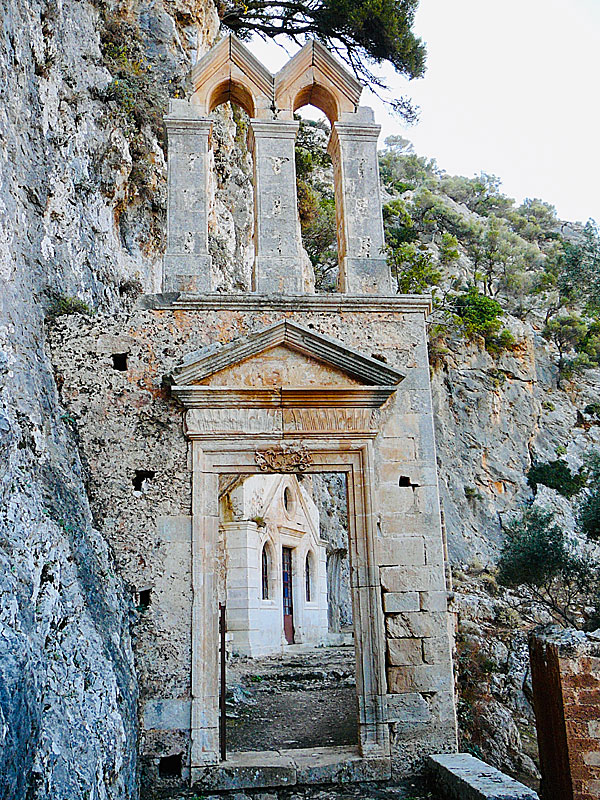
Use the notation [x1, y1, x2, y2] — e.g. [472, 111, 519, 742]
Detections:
[218, 0, 426, 120]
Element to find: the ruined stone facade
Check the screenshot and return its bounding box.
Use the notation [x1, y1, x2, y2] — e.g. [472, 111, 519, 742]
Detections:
[48, 35, 457, 793]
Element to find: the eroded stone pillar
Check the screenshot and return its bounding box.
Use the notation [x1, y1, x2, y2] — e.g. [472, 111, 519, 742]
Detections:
[328, 107, 392, 295]
[249, 120, 305, 294]
[530, 625, 600, 800]
[163, 101, 212, 293]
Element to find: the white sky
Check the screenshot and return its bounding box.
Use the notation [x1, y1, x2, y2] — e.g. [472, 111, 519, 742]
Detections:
[250, 0, 600, 224]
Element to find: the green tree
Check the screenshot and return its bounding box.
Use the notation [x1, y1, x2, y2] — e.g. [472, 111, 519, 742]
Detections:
[439, 232, 459, 267]
[498, 508, 599, 629]
[543, 313, 588, 378]
[579, 453, 600, 542]
[387, 242, 441, 294]
[219, 0, 426, 119]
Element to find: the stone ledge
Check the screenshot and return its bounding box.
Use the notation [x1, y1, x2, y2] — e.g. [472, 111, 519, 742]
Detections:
[428, 753, 539, 800]
[191, 746, 390, 790]
[140, 292, 432, 315]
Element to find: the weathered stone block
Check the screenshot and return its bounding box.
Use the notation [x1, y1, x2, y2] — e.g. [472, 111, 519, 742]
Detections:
[386, 611, 447, 639]
[143, 698, 191, 730]
[380, 565, 444, 593]
[387, 638, 423, 666]
[191, 751, 296, 790]
[388, 664, 453, 694]
[383, 592, 420, 613]
[386, 692, 431, 724]
[377, 537, 425, 566]
[291, 746, 390, 784]
[428, 753, 539, 799]
[422, 636, 451, 665]
[420, 590, 449, 611]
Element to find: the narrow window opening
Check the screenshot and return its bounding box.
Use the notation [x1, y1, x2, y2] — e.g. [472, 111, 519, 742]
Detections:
[137, 588, 151, 609]
[112, 353, 128, 371]
[158, 753, 182, 777]
[283, 486, 293, 514]
[133, 470, 156, 492]
[261, 546, 269, 600]
[305, 553, 311, 602]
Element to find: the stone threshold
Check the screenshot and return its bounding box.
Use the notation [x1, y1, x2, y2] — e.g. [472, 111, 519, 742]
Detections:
[140, 293, 432, 314]
[191, 745, 391, 790]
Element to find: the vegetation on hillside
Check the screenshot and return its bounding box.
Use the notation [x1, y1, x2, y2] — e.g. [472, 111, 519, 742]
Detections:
[295, 124, 600, 375]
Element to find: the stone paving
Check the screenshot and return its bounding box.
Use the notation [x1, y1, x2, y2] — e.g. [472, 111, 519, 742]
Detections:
[225, 644, 358, 752]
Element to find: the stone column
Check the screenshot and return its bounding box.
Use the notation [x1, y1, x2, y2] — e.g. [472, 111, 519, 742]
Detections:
[328, 107, 392, 295]
[163, 101, 212, 293]
[248, 120, 305, 294]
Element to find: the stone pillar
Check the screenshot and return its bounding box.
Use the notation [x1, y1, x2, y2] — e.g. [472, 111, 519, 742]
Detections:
[530, 625, 600, 800]
[163, 101, 212, 293]
[222, 520, 258, 656]
[328, 107, 392, 295]
[248, 120, 305, 294]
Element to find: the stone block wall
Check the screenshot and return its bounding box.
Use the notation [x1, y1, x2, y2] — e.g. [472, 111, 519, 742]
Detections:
[48, 298, 457, 788]
[530, 625, 600, 800]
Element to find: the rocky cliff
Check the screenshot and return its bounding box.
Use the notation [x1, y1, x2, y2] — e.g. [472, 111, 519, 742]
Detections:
[0, 0, 219, 796]
[2, 0, 599, 795]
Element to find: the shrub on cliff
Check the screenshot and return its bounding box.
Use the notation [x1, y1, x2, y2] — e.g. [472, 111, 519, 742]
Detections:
[527, 459, 587, 498]
[498, 508, 599, 629]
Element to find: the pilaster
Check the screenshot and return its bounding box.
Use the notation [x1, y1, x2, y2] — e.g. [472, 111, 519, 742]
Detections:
[163, 102, 213, 293]
[248, 120, 305, 293]
[328, 108, 392, 295]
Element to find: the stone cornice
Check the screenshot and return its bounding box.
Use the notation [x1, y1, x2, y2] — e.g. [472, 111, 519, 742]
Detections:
[143, 293, 432, 315]
[171, 386, 396, 409]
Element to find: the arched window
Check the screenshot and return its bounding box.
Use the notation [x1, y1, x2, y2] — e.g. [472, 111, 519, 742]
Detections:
[261, 545, 269, 600]
[305, 552, 312, 602]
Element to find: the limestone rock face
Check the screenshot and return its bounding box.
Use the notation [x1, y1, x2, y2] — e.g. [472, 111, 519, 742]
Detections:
[432, 330, 600, 561]
[0, 0, 219, 796]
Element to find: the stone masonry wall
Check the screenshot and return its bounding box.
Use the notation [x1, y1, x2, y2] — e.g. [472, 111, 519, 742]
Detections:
[48, 299, 457, 788]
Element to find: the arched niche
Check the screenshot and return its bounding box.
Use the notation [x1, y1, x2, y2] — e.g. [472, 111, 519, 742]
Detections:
[205, 78, 257, 118]
[292, 84, 340, 126]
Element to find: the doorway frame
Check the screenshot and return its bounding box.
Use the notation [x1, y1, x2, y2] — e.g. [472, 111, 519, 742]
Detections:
[189, 437, 389, 770]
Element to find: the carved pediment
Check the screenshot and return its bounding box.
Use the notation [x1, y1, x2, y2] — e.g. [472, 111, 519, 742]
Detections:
[171, 321, 403, 410]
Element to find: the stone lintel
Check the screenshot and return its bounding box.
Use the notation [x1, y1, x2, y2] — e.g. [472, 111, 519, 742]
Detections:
[142, 292, 433, 314]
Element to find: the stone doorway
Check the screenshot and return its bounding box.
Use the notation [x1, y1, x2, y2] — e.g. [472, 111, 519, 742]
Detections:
[218, 470, 358, 755]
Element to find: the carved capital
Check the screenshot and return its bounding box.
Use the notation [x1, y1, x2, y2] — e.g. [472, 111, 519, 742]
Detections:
[254, 445, 313, 473]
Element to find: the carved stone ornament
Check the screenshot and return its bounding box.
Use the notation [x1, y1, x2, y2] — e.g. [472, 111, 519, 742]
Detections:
[255, 445, 313, 473]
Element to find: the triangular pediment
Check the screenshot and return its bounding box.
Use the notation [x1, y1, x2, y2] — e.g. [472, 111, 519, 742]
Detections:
[172, 321, 402, 385]
[170, 322, 403, 409]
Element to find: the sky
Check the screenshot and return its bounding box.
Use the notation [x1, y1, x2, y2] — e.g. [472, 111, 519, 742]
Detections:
[250, 0, 600, 224]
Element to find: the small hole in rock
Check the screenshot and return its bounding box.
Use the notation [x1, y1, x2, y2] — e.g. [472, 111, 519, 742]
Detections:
[138, 589, 151, 609]
[133, 470, 156, 492]
[372, 353, 387, 363]
[159, 753, 182, 778]
[112, 353, 128, 371]
[399, 476, 412, 487]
